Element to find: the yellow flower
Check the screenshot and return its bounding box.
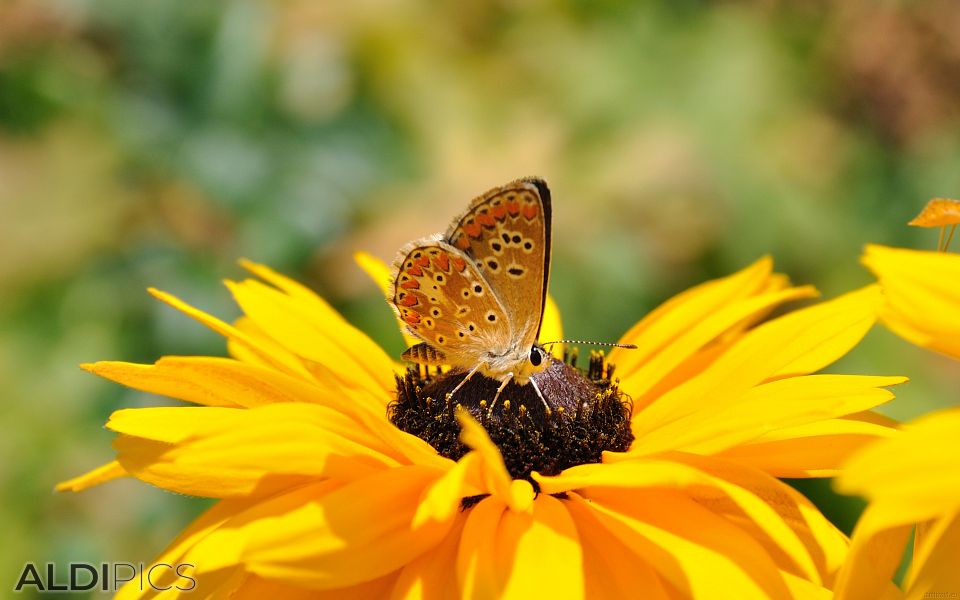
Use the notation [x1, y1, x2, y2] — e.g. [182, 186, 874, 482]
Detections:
[60, 256, 903, 599]
[862, 244, 960, 360]
[833, 408, 960, 600]
[833, 200, 960, 599]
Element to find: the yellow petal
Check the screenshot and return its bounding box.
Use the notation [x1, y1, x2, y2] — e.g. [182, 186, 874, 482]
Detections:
[631, 374, 903, 457]
[539, 294, 564, 359]
[55, 460, 126, 492]
[412, 453, 484, 528]
[456, 496, 506, 600]
[780, 571, 834, 600]
[457, 409, 534, 512]
[236, 466, 454, 590]
[114, 497, 260, 600]
[833, 505, 912, 600]
[83, 356, 329, 409]
[457, 495, 584, 600]
[667, 452, 850, 584]
[837, 408, 960, 517]
[905, 511, 960, 599]
[538, 457, 823, 585]
[392, 513, 467, 600]
[534, 458, 700, 495]
[628, 284, 890, 449]
[618, 284, 818, 410]
[611, 256, 779, 379]
[224, 275, 393, 396]
[84, 354, 444, 472]
[107, 403, 407, 497]
[148, 287, 312, 379]
[575, 490, 791, 599]
[564, 496, 673, 599]
[229, 573, 401, 600]
[86, 354, 386, 415]
[716, 415, 898, 478]
[863, 244, 960, 359]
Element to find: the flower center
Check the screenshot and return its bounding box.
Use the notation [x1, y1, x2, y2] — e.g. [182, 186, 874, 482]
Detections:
[390, 350, 634, 488]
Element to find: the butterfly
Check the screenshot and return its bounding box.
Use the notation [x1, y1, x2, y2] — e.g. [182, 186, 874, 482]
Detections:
[388, 177, 553, 409]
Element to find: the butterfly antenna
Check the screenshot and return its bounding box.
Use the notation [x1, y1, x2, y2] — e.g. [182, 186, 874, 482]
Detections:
[542, 340, 638, 350]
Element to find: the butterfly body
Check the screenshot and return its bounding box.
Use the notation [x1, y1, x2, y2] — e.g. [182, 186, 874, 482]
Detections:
[389, 177, 553, 405]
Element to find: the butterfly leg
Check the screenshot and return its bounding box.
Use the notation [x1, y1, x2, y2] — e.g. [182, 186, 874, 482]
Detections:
[528, 376, 551, 414]
[487, 373, 514, 415]
[446, 362, 485, 403]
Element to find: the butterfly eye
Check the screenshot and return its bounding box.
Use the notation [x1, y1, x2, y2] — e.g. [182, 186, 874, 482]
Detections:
[529, 346, 543, 367]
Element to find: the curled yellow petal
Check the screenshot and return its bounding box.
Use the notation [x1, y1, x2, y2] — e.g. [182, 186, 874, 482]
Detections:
[456, 409, 533, 512]
[457, 495, 583, 600]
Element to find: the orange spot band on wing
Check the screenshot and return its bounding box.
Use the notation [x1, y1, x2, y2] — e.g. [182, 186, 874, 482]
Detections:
[463, 222, 483, 238]
[434, 253, 450, 271]
[523, 204, 538, 220]
[400, 279, 420, 289]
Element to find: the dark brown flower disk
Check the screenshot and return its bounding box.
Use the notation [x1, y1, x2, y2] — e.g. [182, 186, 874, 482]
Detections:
[390, 350, 634, 494]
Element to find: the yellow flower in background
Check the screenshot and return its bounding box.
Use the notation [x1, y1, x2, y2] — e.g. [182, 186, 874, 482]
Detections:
[834, 408, 960, 600]
[59, 256, 902, 599]
[863, 244, 960, 358]
[862, 199, 960, 359]
[833, 198, 960, 599]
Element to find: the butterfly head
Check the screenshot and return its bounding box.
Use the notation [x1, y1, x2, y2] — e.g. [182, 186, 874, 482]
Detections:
[481, 342, 551, 386]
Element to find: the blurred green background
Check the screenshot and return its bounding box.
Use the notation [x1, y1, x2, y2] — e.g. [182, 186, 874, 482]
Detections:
[3, 0, 959, 596]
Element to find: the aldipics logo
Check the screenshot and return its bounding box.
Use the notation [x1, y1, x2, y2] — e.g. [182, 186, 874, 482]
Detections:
[13, 562, 196, 593]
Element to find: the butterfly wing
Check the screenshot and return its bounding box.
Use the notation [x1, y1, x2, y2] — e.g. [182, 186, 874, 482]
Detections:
[445, 177, 551, 349]
[389, 237, 511, 369]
